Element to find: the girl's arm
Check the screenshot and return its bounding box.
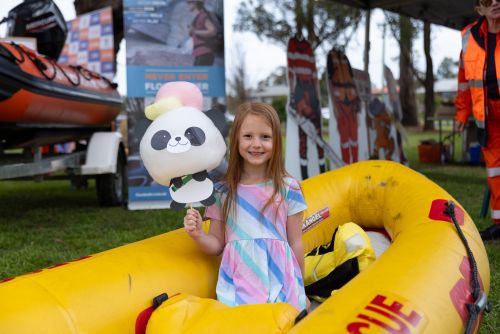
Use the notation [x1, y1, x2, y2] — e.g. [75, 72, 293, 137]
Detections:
[286, 211, 305, 277]
[287, 210, 311, 310]
[184, 208, 225, 256]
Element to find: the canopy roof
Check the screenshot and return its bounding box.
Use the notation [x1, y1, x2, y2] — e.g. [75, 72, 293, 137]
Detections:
[333, 0, 479, 30]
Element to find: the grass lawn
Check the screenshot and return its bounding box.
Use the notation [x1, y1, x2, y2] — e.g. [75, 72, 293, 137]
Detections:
[0, 128, 498, 332]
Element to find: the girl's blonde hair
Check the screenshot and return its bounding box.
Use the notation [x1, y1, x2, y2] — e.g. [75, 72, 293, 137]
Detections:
[222, 102, 286, 224]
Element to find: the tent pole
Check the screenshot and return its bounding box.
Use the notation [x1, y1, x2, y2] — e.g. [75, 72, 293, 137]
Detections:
[364, 8, 371, 72]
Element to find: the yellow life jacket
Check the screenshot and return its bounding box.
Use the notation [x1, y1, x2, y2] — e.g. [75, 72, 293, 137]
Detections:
[304, 222, 376, 302]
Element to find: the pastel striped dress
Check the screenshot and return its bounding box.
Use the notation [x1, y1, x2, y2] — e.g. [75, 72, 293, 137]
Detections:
[204, 177, 308, 310]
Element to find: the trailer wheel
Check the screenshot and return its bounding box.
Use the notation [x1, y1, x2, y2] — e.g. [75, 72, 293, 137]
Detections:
[96, 146, 126, 206]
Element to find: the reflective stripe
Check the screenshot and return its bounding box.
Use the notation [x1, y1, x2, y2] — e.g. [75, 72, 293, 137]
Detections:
[492, 210, 500, 219]
[487, 167, 500, 177]
[291, 67, 314, 75]
[459, 57, 464, 69]
[462, 27, 472, 54]
[468, 80, 484, 88]
[476, 120, 485, 128]
[288, 52, 315, 63]
[458, 82, 469, 91]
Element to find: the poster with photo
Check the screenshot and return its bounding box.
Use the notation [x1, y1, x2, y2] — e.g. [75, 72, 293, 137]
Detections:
[285, 36, 326, 181]
[325, 48, 370, 165]
[351, 68, 372, 162]
[383, 65, 408, 164]
[124, 0, 225, 98]
[124, 0, 226, 210]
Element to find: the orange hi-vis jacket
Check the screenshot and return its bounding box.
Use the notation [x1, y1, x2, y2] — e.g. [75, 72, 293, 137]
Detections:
[455, 17, 500, 143]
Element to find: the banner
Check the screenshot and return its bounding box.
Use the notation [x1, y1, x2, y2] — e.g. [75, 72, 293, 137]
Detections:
[381, 65, 408, 164]
[58, 7, 115, 80]
[326, 49, 369, 164]
[124, 0, 226, 210]
[352, 68, 374, 162]
[285, 36, 327, 181]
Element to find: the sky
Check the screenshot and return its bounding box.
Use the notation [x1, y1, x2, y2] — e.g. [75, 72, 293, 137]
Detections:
[0, 0, 462, 96]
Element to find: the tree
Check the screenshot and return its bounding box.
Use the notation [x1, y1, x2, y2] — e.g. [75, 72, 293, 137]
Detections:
[256, 66, 287, 91]
[422, 22, 435, 131]
[226, 44, 250, 113]
[437, 57, 459, 79]
[385, 13, 421, 127]
[234, 0, 362, 50]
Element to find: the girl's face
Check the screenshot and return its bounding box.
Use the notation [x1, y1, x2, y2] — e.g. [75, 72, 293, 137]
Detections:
[238, 114, 273, 171]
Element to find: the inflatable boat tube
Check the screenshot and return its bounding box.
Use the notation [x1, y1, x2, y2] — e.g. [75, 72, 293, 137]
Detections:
[0, 161, 490, 333]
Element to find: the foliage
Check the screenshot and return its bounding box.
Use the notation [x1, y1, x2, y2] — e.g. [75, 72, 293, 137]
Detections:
[226, 42, 250, 112]
[271, 95, 288, 123]
[437, 57, 459, 79]
[384, 12, 419, 126]
[234, 0, 363, 50]
[257, 66, 287, 91]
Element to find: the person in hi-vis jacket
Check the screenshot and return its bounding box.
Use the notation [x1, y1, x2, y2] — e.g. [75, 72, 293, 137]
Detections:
[455, 0, 500, 240]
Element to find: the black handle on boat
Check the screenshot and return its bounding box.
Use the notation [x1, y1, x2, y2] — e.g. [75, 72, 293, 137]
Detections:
[152, 293, 169, 309]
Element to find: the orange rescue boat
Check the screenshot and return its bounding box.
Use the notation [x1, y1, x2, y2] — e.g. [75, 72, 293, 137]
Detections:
[0, 41, 123, 149]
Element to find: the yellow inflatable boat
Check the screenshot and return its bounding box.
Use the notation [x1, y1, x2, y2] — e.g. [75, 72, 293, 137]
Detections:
[0, 161, 490, 333]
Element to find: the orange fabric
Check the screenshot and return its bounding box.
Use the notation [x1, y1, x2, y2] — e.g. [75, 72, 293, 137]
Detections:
[455, 19, 500, 126]
[337, 109, 358, 163]
[484, 99, 500, 222]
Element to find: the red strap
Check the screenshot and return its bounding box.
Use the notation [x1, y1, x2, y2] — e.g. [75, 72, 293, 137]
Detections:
[135, 306, 154, 334]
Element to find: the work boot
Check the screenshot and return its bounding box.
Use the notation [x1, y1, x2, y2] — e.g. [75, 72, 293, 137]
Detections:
[479, 224, 500, 241]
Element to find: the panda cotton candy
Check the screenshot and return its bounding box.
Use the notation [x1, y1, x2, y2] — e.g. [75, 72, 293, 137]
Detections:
[139, 82, 226, 211]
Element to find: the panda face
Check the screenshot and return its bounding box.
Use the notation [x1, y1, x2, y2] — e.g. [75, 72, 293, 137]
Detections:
[150, 127, 206, 154]
[140, 106, 226, 187]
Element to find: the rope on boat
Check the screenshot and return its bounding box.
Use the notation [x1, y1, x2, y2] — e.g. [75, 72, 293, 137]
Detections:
[444, 201, 490, 334]
[2, 41, 117, 89]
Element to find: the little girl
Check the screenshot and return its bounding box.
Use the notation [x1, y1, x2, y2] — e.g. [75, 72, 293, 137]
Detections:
[183, 102, 308, 311]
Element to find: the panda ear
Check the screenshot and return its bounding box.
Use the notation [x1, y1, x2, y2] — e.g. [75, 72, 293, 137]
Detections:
[204, 107, 229, 138]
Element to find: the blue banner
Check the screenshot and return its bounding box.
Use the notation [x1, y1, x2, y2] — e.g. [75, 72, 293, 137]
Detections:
[129, 186, 171, 202]
[124, 0, 226, 210]
[127, 66, 225, 97]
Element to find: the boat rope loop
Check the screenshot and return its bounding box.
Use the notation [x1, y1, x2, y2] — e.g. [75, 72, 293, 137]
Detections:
[444, 201, 490, 334]
[0, 43, 24, 63]
[11, 42, 56, 81]
[5, 41, 117, 89]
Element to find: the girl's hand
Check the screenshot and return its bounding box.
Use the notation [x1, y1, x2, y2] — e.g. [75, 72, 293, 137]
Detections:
[184, 208, 203, 239]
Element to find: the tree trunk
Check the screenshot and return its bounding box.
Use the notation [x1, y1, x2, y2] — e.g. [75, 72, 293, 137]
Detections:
[306, 0, 315, 45]
[73, 0, 123, 75]
[295, 0, 304, 37]
[423, 22, 435, 130]
[399, 16, 418, 126]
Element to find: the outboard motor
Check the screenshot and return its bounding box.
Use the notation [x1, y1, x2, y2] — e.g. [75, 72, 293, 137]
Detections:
[5, 0, 67, 59]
